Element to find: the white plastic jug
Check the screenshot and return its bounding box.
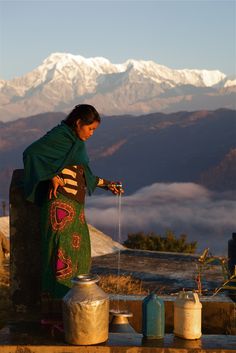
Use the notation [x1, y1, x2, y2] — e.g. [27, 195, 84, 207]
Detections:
[174, 291, 202, 339]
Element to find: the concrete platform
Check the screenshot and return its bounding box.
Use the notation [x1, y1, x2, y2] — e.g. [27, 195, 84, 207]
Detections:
[0, 321, 236, 353]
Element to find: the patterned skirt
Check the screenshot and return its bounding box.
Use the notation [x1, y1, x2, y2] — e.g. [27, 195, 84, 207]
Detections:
[40, 193, 91, 299]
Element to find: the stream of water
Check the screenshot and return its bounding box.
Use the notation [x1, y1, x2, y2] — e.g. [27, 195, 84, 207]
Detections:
[116, 193, 122, 311]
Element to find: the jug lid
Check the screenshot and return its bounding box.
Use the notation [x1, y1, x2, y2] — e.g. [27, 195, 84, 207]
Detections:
[71, 274, 100, 285]
[175, 291, 202, 308]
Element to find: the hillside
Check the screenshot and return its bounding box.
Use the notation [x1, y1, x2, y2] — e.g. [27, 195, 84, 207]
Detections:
[200, 148, 236, 191]
[0, 108, 235, 200]
[88, 109, 236, 193]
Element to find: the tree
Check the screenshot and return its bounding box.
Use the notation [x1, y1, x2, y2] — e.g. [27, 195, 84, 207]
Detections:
[123, 230, 197, 254]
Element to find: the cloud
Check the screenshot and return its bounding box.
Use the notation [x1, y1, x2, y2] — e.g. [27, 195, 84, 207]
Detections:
[86, 183, 236, 255]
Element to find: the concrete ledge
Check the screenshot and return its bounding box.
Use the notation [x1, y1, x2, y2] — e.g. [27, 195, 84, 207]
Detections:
[0, 324, 236, 353]
[110, 295, 236, 335]
[40, 294, 236, 335]
[109, 295, 236, 335]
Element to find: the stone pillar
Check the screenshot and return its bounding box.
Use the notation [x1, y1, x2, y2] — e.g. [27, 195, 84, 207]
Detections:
[10, 169, 41, 312]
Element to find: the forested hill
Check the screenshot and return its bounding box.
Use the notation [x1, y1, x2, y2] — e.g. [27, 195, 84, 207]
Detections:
[0, 108, 235, 199]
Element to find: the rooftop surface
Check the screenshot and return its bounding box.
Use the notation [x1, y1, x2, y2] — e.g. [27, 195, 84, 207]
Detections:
[92, 249, 229, 296]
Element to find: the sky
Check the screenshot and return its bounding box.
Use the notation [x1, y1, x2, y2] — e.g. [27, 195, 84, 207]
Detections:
[0, 0, 235, 80]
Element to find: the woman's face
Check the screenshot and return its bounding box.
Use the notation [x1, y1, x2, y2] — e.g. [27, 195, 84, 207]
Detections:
[75, 120, 100, 141]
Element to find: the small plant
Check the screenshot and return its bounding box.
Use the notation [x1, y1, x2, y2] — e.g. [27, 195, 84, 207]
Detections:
[213, 266, 236, 297]
[195, 248, 236, 297]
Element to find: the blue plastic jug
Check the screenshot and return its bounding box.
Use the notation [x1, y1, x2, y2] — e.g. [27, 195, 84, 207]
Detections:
[142, 293, 165, 339]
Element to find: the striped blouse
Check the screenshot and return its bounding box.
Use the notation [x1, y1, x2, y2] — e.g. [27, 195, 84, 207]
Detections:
[57, 165, 87, 203]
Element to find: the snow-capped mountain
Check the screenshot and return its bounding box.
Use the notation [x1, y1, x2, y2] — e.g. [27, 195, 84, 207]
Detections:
[0, 52, 235, 121]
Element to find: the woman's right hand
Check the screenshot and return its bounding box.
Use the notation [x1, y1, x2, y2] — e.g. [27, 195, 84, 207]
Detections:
[107, 182, 124, 195]
[49, 175, 65, 199]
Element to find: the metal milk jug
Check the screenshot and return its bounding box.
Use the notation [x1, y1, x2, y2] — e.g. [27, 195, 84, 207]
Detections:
[62, 274, 109, 345]
[142, 293, 165, 339]
[174, 291, 202, 340]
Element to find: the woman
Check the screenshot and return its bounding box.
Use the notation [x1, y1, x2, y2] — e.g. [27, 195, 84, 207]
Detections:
[23, 104, 123, 299]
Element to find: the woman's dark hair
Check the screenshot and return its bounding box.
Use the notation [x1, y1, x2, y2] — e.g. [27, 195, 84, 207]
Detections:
[64, 104, 101, 128]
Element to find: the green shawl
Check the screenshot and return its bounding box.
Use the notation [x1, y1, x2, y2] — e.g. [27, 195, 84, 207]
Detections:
[23, 122, 97, 203]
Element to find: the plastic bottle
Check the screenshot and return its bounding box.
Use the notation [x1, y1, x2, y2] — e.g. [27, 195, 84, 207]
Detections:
[142, 293, 165, 339]
[174, 291, 202, 340]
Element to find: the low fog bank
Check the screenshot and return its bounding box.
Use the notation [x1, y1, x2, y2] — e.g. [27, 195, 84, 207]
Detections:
[86, 183, 236, 256]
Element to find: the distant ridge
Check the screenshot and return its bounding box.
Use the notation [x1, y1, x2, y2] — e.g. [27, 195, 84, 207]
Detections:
[0, 52, 235, 121]
[200, 148, 236, 191]
[0, 108, 235, 197]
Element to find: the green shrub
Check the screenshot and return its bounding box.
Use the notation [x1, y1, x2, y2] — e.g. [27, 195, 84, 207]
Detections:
[123, 230, 197, 254]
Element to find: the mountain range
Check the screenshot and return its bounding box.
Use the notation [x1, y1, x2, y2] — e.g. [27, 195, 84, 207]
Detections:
[0, 53, 235, 121]
[0, 108, 235, 200]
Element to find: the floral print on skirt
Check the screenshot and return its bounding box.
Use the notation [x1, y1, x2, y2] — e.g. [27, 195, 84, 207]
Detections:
[40, 193, 91, 299]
